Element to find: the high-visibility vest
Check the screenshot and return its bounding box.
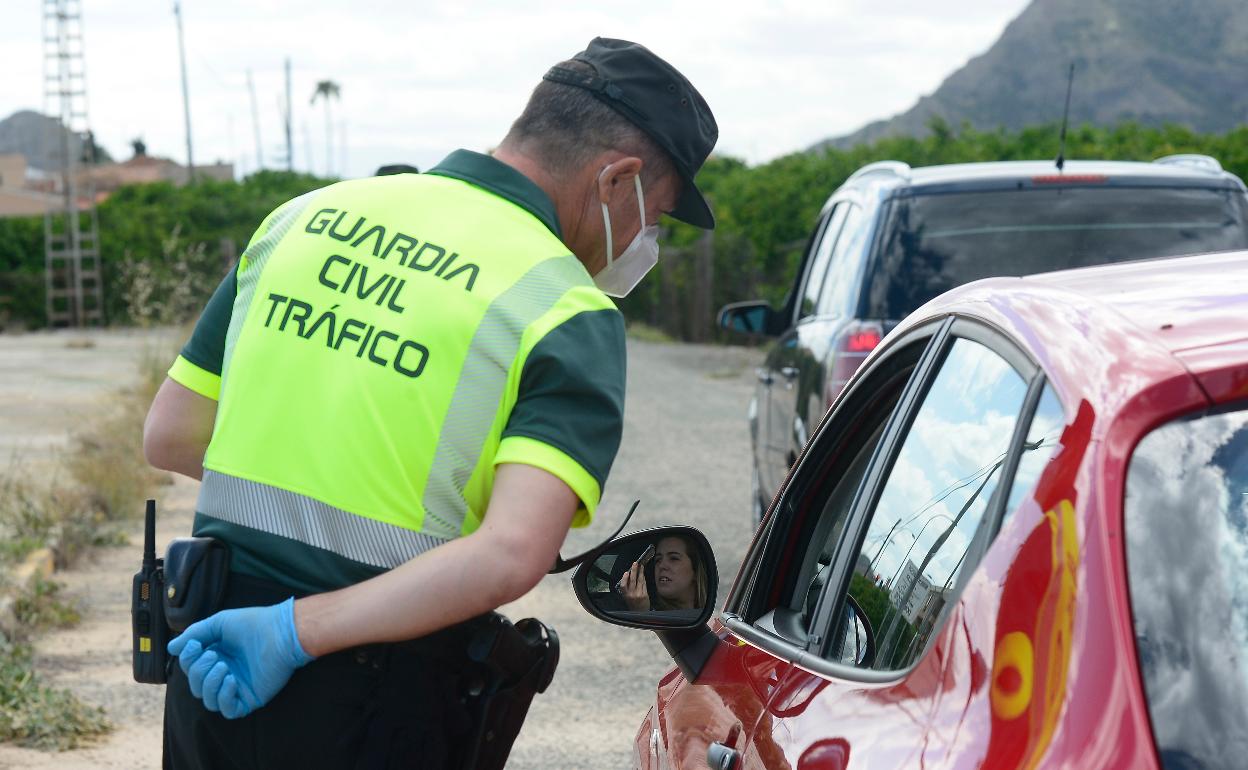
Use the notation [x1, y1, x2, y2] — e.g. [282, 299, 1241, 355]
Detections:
[169, 160, 624, 592]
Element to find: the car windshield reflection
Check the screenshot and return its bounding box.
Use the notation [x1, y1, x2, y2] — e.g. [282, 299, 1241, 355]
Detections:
[1127, 408, 1248, 768]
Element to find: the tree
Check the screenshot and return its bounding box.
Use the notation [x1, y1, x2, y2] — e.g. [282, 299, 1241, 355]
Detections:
[310, 80, 341, 177]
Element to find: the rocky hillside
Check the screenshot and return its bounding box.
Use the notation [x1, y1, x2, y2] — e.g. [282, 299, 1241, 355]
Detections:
[819, 0, 1248, 149]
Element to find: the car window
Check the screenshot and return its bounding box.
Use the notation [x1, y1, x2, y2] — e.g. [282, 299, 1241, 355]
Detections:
[797, 419, 887, 628]
[839, 337, 1029, 670]
[866, 186, 1248, 319]
[740, 335, 931, 638]
[998, 384, 1064, 531]
[1125, 406, 1248, 770]
[798, 204, 849, 320]
[815, 204, 866, 318]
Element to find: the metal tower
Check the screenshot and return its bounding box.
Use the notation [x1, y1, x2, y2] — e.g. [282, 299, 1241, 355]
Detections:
[42, 0, 103, 327]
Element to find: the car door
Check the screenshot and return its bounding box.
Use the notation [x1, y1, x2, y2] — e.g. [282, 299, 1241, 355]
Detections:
[760, 203, 850, 496]
[650, 630, 795, 770]
[694, 319, 943, 769]
[732, 320, 1062, 769]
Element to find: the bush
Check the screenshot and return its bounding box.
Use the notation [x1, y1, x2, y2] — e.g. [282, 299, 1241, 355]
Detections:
[625, 120, 1248, 341]
[0, 640, 110, 750]
[0, 337, 172, 567]
[0, 170, 326, 328]
[3, 124, 1246, 339]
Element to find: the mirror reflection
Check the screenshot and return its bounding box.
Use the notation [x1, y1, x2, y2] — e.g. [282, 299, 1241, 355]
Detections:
[832, 596, 875, 667]
[585, 533, 710, 624]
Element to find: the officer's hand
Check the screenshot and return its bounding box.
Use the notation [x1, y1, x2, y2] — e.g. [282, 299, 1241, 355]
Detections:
[617, 561, 650, 611]
[167, 597, 314, 719]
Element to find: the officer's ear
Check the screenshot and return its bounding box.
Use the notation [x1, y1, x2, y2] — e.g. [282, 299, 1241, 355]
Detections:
[595, 156, 643, 205]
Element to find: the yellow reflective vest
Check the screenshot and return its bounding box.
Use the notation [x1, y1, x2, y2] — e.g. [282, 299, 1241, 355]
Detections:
[169, 151, 626, 592]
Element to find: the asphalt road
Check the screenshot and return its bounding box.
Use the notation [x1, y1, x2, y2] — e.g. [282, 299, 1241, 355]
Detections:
[503, 339, 763, 769]
[0, 331, 763, 769]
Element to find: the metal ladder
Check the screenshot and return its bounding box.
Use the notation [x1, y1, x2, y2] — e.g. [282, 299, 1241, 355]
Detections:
[42, 0, 103, 327]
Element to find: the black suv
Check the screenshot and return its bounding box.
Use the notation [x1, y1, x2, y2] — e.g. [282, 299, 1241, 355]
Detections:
[720, 155, 1248, 522]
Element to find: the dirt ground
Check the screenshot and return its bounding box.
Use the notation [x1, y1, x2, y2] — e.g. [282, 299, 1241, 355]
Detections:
[0, 327, 763, 769]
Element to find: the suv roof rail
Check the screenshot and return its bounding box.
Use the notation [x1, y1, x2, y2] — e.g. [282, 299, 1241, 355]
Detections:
[847, 160, 912, 183]
[1154, 154, 1223, 173]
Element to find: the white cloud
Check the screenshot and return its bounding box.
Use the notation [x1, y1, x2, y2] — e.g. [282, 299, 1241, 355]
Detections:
[2, 0, 1031, 178]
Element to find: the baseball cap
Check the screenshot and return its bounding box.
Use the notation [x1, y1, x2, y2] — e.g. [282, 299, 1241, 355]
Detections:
[543, 37, 719, 229]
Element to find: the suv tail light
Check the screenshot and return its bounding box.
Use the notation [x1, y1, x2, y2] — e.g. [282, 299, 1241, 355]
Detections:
[825, 320, 883, 406]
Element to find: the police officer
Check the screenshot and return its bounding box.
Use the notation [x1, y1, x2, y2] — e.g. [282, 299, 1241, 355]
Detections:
[143, 37, 717, 769]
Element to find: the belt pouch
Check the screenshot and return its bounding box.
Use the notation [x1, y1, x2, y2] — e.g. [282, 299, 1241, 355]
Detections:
[163, 537, 230, 634]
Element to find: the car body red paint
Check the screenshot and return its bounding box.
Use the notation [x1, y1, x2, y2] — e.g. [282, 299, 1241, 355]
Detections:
[646, 251, 1248, 769]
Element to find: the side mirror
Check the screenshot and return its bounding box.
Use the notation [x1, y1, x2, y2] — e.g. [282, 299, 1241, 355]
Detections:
[572, 526, 717, 631]
[718, 300, 781, 338]
[573, 526, 721, 681]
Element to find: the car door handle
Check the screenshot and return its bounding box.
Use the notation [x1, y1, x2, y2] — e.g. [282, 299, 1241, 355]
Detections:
[755, 367, 775, 386]
[780, 366, 800, 381]
[707, 741, 739, 770]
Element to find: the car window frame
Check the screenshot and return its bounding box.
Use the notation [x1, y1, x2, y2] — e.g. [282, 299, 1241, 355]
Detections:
[794, 201, 850, 323]
[801, 318, 1053, 683]
[720, 316, 954, 661]
[783, 205, 836, 328]
[814, 202, 869, 319]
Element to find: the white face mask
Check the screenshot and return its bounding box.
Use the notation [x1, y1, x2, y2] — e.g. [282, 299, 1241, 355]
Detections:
[595, 174, 660, 298]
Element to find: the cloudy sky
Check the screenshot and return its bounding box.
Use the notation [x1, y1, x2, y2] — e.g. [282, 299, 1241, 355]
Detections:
[4, 0, 1031, 179]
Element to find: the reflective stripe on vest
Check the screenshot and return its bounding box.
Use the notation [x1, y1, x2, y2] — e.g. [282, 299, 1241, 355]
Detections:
[421, 253, 589, 534]
[198, 470, 447, 568]
[221, 190, 321, 392]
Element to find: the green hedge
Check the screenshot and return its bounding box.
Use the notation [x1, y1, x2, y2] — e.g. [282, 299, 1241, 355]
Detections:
[0, 170, 324, 328]
[618, 119, 1248, 340]
[2, 122, 1245, 334]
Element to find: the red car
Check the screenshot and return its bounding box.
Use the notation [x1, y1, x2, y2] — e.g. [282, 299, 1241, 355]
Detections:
[576, 251, 1248, 769]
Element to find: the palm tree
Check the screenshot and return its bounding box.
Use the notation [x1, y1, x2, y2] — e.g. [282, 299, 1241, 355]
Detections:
[310, 80, 341, 177]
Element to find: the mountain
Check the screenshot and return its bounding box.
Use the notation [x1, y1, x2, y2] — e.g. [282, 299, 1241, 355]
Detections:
[818, 0, 1248, 150]
[0, 110, 112, 170]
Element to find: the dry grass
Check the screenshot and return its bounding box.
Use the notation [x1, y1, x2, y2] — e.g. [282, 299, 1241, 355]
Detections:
[0, 640, 111, 750]
[0, 338, 171, 569]
[0, 336, 175, 752]
[625, 322, 677, 344]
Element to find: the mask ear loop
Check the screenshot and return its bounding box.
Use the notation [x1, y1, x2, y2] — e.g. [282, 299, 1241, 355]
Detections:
[599, 172, 647, 275]
[601, 201, 613, 270]
[634, 175, 646, 230]
[598, 166, 613, 271]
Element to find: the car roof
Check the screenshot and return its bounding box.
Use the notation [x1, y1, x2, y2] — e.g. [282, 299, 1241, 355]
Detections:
[895, 250, 1248, 428]
[907, 159, 1240, 188]
[842, 159, 1246, 199]
[1022, 251, 1248, 359]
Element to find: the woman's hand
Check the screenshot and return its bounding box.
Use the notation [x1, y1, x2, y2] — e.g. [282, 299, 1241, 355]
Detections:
[618, 561, 650, 611]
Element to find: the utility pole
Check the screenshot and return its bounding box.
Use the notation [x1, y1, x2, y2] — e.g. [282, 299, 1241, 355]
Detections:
[247, 69, 263, 170]
[173, 1, 195, 182]
[302, 120, 314, 173]
[284, 57, 293, 172]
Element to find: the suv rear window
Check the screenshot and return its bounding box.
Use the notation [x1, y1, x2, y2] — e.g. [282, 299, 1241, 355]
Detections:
[866, 186, 1248, 318]
[1125, 406, 1248, 769]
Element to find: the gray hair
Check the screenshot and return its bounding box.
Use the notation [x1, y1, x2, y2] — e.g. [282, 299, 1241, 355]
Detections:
[503, 60, 676, 187]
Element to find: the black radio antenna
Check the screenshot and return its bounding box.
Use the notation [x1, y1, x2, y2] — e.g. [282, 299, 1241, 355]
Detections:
[143, 499, 157, 568]
[1055, 62, 1076, 171]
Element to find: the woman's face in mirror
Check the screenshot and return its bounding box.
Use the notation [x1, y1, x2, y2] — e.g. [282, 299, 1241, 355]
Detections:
[654, 536, 697, 608]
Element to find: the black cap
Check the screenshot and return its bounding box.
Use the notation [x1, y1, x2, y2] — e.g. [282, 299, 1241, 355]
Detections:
[374, 163, 419, 176]
[544, 37, 718, 229]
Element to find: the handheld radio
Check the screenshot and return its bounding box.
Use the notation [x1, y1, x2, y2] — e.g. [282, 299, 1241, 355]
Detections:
[131, 499, 170, 684]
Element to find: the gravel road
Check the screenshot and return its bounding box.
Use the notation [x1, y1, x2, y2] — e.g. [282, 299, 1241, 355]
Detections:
[0, 329, 762, 769]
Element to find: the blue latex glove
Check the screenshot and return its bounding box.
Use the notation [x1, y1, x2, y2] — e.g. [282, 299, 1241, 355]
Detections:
[167, 597, 315, 719]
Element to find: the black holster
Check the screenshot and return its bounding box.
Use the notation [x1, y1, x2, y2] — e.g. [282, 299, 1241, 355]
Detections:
[162, 537, 230, 634]
[460, 615, 560, 770]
